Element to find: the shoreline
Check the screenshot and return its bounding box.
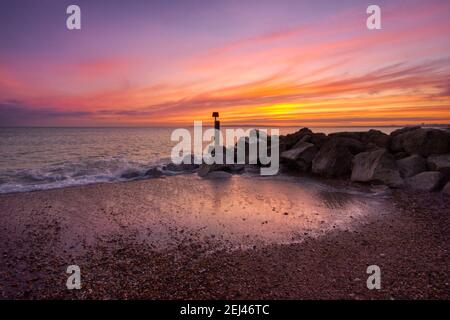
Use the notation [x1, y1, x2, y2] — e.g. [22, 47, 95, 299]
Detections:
[0, 174, 448, 299]
[2, 125, 450, 195]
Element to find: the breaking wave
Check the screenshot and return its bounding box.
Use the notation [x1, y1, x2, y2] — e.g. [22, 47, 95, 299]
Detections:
[0, 156, 174, 194]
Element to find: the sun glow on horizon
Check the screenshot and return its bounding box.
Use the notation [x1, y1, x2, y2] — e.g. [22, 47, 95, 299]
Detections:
[0, 0, 449, 127]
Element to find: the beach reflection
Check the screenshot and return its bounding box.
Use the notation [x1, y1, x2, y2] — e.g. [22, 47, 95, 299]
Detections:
[0, 174, 390, 253]
[135, 175, 389, 249]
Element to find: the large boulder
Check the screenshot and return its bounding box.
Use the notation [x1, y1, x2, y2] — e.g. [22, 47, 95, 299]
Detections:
[390, 126, 421, 137]
[427, 154, 450, 180]
[279, 128, 313, 151]
[351, 149, 403, 187]
[363, 129, 391, 148]
[328, 131, 363, 141]
[281, 142, 318, 171]
[309, 133, 329, 148]
[390, 128, 450, 156]
[329, 130, 390, 148]
[397, 155, 427, 178]
[405, 171, 443, 191]
[324, 137, 365, 155]
[312, 141, 353, 177]
[292, 132, 329, 149]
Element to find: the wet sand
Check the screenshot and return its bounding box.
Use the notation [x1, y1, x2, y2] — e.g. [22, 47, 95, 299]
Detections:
[0, 174, 448, 299]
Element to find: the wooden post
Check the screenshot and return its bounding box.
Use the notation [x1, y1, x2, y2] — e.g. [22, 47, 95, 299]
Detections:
[212, 112, 220, 146]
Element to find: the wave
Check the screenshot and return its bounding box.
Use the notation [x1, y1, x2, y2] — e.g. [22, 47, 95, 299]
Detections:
[0, 156, 178, 194]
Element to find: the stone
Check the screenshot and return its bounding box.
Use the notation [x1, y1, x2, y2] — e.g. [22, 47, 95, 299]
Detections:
[390, 126, 421, 137]
[390, 128, 450, 156]
[329, 130, 390, 148]
[363, 129, 391, 148]
[390, 127, 422, 152]
[328, 131, 363, 141]
[279, 128, 313, 150]
[397, 155, 427, 178]
[310, 133, 329, 148]
[351, 149, 403, 187]
[281, 142, 318, 172]
[405, 171, 443, 191]
[328, 137, 365, 155]
[427, 154, 450, 179]
[282, 142, 317, 162]
[312, 142, 353, 177]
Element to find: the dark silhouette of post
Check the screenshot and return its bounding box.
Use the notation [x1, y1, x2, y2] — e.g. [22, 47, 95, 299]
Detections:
[212, 112, 220, 148]
[212, 112, 220, 130]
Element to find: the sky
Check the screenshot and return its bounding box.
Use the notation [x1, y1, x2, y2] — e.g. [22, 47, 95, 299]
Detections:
[0, 0, 449, 127]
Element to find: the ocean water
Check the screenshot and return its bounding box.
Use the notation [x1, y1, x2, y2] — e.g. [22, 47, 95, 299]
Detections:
[0, 126, 401, 193]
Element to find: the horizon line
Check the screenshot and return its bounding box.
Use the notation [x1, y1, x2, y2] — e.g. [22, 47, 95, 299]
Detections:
[1, 123, 450, 129]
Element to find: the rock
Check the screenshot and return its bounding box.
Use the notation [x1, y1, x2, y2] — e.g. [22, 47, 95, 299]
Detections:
[233, 132, 272, 164]
[281, 142, 318, 171]
[309, 133, 329, 148]
[145, 168, 164, 177]
[328, 132, 363, 141]
[442, 181, 450, 195]
[390, 128, 450, 156]
[390, 126, 421, 137]
[363, 129, 391, 148]
[397, 155, 427, 178]
[202, 171, 232, 179]
[328, 137, 365, 155]
[279, 128, 313, 151]
[427, 154, 450, 180]
[351, 149, 403, 187]
[390, 127, 422, 152]
[405, 171, 443, 191]
[294, 133, 329, 148]
[329, 130, 390, 148]
[312, 142, 353, 177]
[300, 135, 312, 144]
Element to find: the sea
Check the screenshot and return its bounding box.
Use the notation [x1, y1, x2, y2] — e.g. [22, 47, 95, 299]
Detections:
[0, 126, 403, 193]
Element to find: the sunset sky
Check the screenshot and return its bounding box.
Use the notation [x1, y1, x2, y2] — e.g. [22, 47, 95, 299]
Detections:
[1, 0, 449, 127]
